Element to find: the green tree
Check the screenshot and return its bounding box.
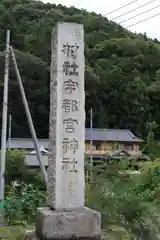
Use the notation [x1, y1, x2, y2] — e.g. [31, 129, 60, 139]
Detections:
[0, 0, 160, 139]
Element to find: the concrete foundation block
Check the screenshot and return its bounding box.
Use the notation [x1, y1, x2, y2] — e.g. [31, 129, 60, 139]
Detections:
[35, 207, 101, 240]
[24, 230, 39, 240]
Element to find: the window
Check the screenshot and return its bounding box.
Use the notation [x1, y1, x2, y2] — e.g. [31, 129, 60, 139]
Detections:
[118, 144, 124, 150]
[113, 143, 118, 150]
[95, 143, 101, 150]
[125, 144, 133, 151]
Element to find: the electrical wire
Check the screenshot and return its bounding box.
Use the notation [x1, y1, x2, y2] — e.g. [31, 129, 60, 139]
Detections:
[126, 11, 160, 27]
[119, 3, 160, 24]
[111, 0, 156, 20]
[106, 0, 139, 15]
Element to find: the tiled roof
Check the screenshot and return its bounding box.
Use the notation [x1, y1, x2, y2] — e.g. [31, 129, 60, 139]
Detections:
[6, 128, 143, 149]
[85, 128, 143, 142]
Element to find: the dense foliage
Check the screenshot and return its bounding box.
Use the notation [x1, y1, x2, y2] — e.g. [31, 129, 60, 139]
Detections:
[5, 149, 45, 187]
[4, 150, 46, 225]
[0, 0, 160, 139]
[2, 150, 160, 239]
[86, 160, 160, 240]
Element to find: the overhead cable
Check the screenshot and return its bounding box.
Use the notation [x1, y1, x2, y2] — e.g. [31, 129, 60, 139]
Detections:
[111, 0, 156, 20]
[106, 0, 139, 15]
[119, 3, 160, 24]
[126, 11, 160, 27]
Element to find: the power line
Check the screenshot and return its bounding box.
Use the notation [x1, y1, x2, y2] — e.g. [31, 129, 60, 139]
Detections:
[126, 11, 160, 27]
[106, 0, 139, 15]
[119, 3, 160, 24]
[111, 0, 156, 20]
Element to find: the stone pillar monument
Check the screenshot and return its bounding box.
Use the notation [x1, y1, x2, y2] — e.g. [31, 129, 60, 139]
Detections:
[25, 22, 101, 240]
[48, 22, 85, 210]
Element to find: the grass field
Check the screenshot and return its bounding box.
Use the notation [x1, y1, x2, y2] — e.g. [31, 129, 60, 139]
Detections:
[0, 225, 34, 240]
[0, 225, 128, 240]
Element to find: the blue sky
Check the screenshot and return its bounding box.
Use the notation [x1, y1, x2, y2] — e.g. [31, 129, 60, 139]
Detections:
[42, 0, 160, 39]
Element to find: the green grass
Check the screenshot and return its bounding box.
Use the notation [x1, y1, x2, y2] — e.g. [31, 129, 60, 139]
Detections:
[0, 225, 129, 240]
[0, 225, 34, 240]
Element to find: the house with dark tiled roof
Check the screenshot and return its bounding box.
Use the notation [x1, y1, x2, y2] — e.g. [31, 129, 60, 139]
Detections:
[85, 128, 143, 159]
[6, 128, 143, 166]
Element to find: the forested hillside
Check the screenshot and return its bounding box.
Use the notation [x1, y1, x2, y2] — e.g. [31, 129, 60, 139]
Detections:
[0, 0, 160, 138]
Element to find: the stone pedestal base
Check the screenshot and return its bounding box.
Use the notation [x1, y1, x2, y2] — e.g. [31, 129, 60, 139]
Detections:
[24, 230, 38, 240]
[24, 207, 101, 240]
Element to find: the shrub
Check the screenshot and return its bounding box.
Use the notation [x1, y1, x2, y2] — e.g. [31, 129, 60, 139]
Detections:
[5, 184, 46, 225]
[5, 149, 45, 189]
[86, 161, 160, 240]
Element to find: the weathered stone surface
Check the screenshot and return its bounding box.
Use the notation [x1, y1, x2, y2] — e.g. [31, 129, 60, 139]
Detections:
[24, 230, 39, 240]
[36, 207, 101, 240]
[25, 231, 101, 240]
[48, 22, 85, 210]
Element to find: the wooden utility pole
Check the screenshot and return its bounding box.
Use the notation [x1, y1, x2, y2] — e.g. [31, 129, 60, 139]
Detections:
[10, 46, 48, 187]
[0, 30, 10, 217]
